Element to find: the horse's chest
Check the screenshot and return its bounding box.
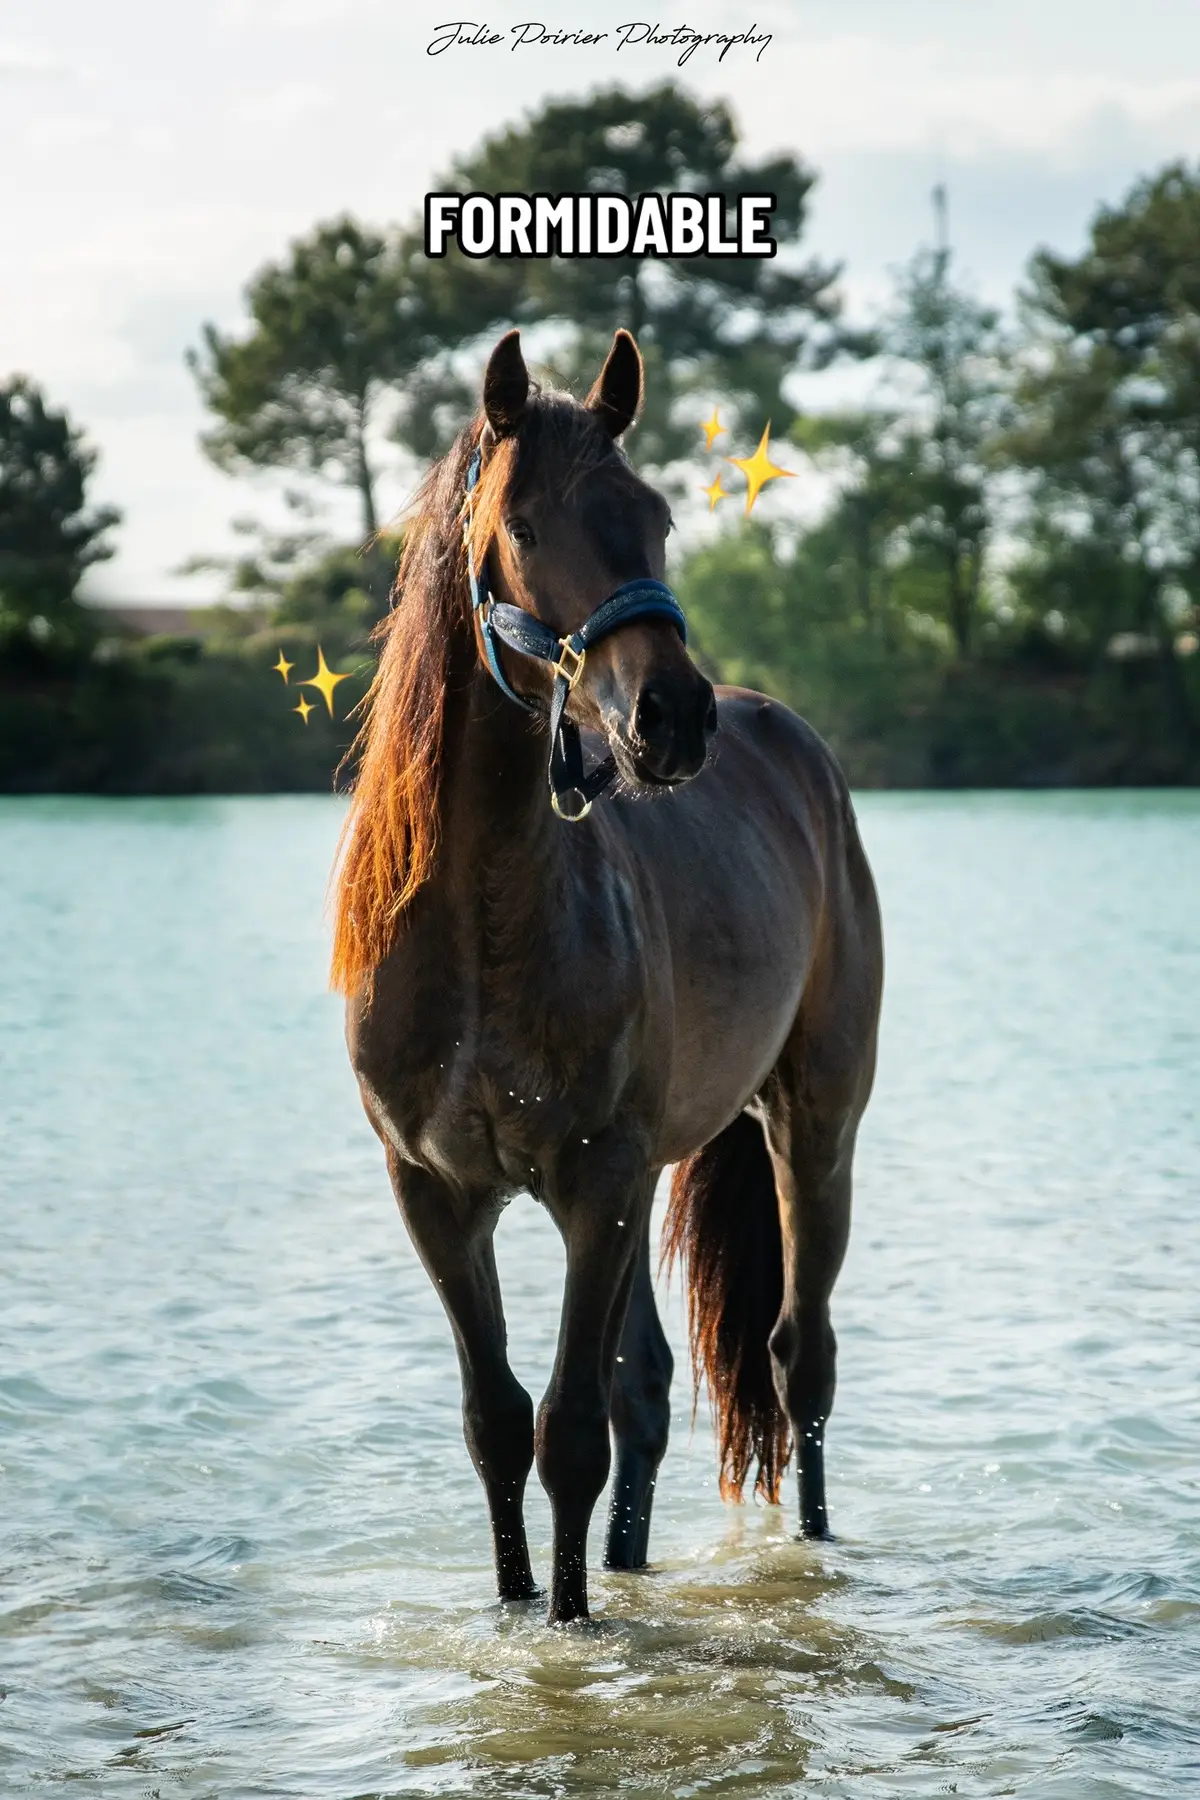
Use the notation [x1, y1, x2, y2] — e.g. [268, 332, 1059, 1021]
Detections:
[401, 1026, 635, 1190]
[355, 966, 641, 1192]
[351, 863, 650, 1189]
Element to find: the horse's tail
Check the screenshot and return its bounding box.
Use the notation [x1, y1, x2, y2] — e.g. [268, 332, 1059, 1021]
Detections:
[662, 1112, 790, 1503]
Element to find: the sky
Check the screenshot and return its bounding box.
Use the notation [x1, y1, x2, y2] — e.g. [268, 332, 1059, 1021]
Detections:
[4, 1, 1200, 601]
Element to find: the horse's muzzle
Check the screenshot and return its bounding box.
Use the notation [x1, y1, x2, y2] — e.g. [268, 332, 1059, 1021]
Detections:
[629, 673, 718, 784]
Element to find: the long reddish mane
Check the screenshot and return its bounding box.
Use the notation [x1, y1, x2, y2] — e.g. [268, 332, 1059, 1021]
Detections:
[330, 391, 625, 996]
[329, 423, 518, 996]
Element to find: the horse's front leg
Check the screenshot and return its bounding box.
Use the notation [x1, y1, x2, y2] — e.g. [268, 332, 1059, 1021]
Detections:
[384, 1148, 537, 1601]
[539, 1147, 652, 1623]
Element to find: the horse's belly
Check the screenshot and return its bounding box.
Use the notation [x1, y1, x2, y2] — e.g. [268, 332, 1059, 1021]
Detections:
[641, 779, 820, 1162]
[656, 953, 805, 1162]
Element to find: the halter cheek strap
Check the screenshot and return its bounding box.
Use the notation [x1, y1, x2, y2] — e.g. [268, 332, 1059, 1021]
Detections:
[463, 445, 688, 822]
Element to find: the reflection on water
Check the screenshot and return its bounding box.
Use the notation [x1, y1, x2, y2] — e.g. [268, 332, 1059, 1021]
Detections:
[371, 1536, 861, 1798]
[1, 793, 1198, 1798]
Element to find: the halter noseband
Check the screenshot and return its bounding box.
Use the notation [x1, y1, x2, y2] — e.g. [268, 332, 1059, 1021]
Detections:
[463, 444, 688, 821]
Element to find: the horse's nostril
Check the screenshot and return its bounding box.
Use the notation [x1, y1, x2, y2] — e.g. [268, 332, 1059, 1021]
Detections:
[635, 688, 666, 741]
[704, 692, 718, 737]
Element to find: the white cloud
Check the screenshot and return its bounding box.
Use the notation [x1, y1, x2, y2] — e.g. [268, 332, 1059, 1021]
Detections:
[0, 43, 64, 78]
[748, 35, 1200, 161]
[235, 80, 331, 128]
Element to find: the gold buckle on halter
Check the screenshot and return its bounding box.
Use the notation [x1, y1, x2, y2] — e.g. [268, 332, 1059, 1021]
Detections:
[552, 639, 586, 689]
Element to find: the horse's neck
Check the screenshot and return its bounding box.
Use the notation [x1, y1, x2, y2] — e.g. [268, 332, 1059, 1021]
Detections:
[437, 667, 565, 949]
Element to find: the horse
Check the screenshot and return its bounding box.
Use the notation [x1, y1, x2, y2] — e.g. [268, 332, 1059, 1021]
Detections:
[331, 327, 883, 1625]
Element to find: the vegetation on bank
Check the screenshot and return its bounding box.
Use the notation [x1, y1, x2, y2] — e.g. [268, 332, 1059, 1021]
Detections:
[3, 88, 1199, 792]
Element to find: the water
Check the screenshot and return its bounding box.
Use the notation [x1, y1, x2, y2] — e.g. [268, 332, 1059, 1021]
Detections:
[1, 792, 1197, 1799]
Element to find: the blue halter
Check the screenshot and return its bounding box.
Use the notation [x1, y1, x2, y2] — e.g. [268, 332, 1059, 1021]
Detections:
[463, 445, 688, 820]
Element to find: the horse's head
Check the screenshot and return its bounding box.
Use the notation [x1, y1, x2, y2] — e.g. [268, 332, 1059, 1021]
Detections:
[471, 328, 717, 793]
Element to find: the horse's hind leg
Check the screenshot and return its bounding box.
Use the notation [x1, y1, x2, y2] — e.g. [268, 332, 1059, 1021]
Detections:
[384, 1149, 537, 1601]
[762, 1106, 855, 1539]
[764, 804, 882, 1539]
[604, 1221, 673, 1570]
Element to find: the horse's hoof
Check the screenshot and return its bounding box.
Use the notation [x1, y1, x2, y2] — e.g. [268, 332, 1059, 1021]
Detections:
[499, 1585, 543, 1605]
[546, 1599, 590, 1627]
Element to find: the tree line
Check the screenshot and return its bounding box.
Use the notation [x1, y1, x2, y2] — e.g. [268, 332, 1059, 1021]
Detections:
[3, 85, 1199, 790]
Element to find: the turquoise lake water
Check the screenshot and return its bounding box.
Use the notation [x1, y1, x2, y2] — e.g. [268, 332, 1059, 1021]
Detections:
[1, 792, 1197, 1797]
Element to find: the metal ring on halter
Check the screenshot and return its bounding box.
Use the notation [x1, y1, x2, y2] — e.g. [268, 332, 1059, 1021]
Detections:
[551, 787, 592, 822]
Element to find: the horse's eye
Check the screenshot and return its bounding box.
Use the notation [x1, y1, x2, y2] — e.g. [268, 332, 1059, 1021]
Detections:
[507, 519, 535, 549]
[666, 514, 675, 535]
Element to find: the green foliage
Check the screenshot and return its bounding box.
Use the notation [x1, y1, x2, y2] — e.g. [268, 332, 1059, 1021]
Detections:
[673, 519, 1200, 786]
[1027, 161, 1200, 359]
[1011, 165, 1200, 623]
[188, 218, 423, 538]
[0, 628, 370, 795]
[1003, 162, 1200, 743]
[0, 377, 119, 644]
[181, 515, 399, 644]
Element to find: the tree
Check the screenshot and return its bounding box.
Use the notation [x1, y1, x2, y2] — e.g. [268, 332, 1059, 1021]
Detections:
[786, 197, 1006, 658]
[189, 217, 425, 542]
[0, 377, 119, 637]
[790, 411, 929, 638]
[1006, 164, 1200, 729]
[410, 85, 848, 467]
[874, 190, 1007, 657]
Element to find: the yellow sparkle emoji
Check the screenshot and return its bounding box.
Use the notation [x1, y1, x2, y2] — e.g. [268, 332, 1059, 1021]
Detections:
[727, 423, 796, 516]
[294, 694, 314, 725]
[702, 471, 729, 512]
[700, 406, 724, 451]
[272, 649, 293, 683]
[298, 646, 352, 717]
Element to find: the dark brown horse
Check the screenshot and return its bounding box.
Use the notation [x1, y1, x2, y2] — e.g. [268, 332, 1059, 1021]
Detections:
[332, 328, 883, 1624]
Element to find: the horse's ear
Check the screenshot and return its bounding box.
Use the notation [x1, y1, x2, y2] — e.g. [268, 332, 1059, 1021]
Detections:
[482, 329, 530, 438]
[587, 329, 643, 439]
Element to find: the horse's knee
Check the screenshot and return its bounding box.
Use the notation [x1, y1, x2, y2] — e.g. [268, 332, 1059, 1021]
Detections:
[537, 1391, 611, 1509]
[464, 1381, 534, 1488]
